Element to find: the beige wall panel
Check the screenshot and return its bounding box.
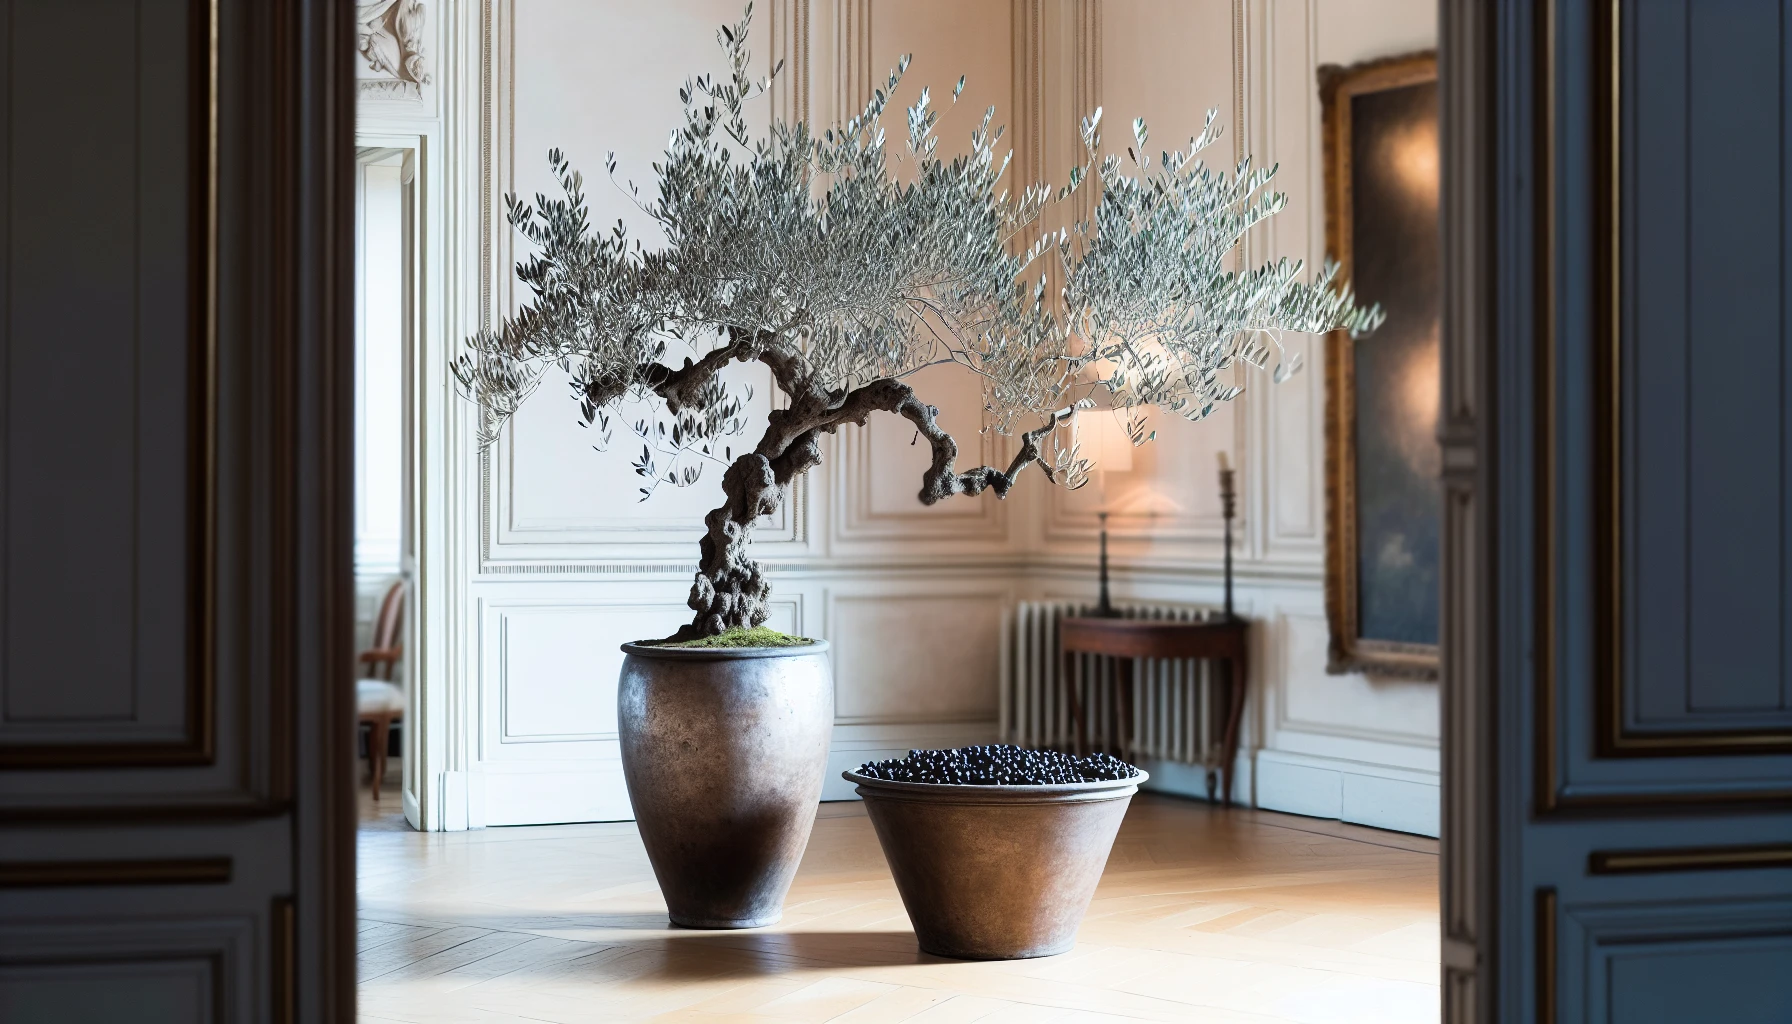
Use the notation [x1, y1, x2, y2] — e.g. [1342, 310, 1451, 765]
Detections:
[1045, 0, 1240, 544]
[1276, 612, 1438, 747]
[1315, 0, 1436, 65]
[499, 1, 779, 548]
[867, 0, 1014, 151]
[830, 590, 1006, 725]
[1245, 0, 1440, 782]
[833, 0, 1020, 543]
[437, 0, 1444, 831]
[1259, 0, 1324, 551]
[482, 597, 802, 760]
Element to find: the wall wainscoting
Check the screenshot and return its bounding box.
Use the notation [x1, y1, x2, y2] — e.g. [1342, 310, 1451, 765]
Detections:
[383, 0, 1442, 835]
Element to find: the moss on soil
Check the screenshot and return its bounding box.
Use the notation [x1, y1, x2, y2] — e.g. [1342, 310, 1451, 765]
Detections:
[653, 626, 816, 649]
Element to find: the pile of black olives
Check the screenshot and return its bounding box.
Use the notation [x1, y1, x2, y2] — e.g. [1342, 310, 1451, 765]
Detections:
[855, 744, 1139, 785]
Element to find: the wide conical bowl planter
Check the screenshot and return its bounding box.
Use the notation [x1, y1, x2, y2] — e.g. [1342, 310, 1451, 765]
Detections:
[620, 641, 833, 929]
[845, 767, 1145, 959]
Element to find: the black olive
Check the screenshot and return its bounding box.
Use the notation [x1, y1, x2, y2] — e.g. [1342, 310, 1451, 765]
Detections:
[855, 744, 1140, 786]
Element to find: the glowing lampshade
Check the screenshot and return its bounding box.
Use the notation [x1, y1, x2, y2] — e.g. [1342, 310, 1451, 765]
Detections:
[1079, 413, 1134, 474]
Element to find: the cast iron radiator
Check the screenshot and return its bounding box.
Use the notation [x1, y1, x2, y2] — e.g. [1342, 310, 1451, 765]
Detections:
[1000, 601, 1223, 769]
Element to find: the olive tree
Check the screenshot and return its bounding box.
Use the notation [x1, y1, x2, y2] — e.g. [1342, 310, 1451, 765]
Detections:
[454, 6, 1380, 642]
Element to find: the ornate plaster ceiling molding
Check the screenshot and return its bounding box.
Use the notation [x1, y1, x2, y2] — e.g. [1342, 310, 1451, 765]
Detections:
[358, 0, 430, 99]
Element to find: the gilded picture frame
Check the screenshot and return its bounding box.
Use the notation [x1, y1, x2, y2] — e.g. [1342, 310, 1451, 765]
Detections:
[1320, 51, 1441, 681]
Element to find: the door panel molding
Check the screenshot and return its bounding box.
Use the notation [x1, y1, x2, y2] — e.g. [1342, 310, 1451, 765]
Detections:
[1532, 0, 1560, 818]
[1454, 2, 1792, 1021]
[1536, 888, 1558, 1024]
[0, 0, 219, 772]
[1534, 0, 1792, 817]
[1592, 0, 1792, 760]
[271, 896, 294, 1024]
[0, 858, 232, 889]
[1559, 896, 1792, 1024]
[0, 0, 357, 1017]
[1587, 843, 1792, 875]
[0, 916, 254, 1022]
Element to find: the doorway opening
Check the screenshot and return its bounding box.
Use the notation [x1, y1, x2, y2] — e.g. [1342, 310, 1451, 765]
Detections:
[352, 141, 419, 830]
[348, 3, 1448, 1021]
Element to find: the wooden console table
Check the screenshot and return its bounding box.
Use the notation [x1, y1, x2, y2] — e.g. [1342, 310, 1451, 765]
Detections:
[1059, 615, 1250, 806]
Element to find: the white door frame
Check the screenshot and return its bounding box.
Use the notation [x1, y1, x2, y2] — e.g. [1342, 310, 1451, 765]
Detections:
[355, 0, 490, 832]
[352, 142, 417, 815]
[353, 120, 473, 832]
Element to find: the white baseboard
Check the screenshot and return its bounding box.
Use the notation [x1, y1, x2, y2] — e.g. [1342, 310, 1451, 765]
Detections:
[1133, 754, 1255, 806]
[1253, 749, 1439, 837]
[402, 786, 422, 830]
[480, 765, 627, 826]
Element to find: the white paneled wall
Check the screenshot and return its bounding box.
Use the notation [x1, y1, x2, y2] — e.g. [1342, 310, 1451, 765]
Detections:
[1238, 0, 1441, 834]
[828, 587, 1009, 726]
[401, 0, 1441, 835]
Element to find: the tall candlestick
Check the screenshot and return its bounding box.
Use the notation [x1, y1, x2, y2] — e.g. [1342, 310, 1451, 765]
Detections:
[1219, 455, 1236, 620]
[1096, 511, 1114, 617]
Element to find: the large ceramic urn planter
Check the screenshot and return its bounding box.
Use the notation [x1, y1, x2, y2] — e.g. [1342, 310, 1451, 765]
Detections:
[619, 641, 833, 928]
[845, 767, 1146, 959]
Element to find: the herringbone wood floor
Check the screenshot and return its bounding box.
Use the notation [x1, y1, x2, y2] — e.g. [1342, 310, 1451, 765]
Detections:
[357, 793, 1439, 1023]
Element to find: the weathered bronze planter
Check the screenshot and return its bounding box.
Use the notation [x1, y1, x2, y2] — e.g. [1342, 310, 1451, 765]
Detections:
[845, 767, 1145, 959]
[620, 641, 833, 928]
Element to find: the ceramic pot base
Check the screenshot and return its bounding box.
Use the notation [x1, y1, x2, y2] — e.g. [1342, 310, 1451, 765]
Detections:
[620, 641, 833, 930]
[845, 768, 1144, 960]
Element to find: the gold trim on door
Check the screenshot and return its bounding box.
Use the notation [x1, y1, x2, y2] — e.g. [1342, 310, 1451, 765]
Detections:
[1589, 843, 1792, 874]
[1588, 0, 1790, 759]
[1533, 0, 1559, 814]
[272, 896, 296, 1024]
[1535, 887, 1557, 1024]
[1534, 0, 1792, 812]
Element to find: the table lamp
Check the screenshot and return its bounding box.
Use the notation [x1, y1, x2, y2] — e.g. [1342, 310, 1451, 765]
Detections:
[1081, 414, 1134, 617]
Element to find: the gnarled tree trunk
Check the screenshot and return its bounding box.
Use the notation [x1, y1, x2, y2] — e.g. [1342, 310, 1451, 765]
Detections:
[658, 328, 1070, 642]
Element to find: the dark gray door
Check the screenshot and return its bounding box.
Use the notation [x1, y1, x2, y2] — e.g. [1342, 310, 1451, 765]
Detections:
[0, 1, 357, 1020]
[1443, 1, 1792, 1021]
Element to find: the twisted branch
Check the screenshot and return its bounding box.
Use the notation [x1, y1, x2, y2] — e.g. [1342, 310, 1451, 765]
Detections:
[670, 344, 1071, 641]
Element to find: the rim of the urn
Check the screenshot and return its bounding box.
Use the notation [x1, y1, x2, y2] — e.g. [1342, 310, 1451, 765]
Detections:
[620, 638, 830, 660]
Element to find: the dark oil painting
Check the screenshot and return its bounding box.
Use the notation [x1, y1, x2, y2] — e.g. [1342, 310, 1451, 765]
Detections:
[1349, 79, 1440, 648]
[1321, 52, 1440, 678]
